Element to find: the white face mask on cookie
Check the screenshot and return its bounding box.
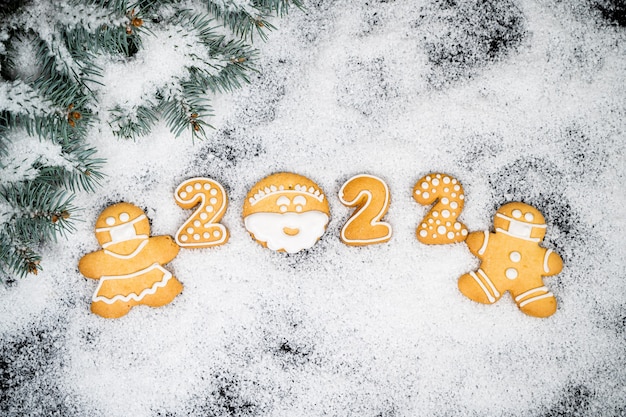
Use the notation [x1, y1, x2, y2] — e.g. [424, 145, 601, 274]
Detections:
[96, 215, 148, 248]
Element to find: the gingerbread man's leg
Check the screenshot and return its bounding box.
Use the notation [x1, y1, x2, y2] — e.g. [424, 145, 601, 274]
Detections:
[92, 300, 133, 319]
[458, 268, 502, 305]
[510, 284, 557, 318]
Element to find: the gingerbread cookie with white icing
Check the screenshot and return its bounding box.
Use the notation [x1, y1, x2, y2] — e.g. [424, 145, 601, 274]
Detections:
[243, 172, 330, 253]
[338, 174, 392, 246]
[457, 202, 563, 318]
[78, 203, 183, 318]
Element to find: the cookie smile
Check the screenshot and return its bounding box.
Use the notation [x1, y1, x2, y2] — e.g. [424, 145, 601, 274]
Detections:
[282, 227, 300, 236]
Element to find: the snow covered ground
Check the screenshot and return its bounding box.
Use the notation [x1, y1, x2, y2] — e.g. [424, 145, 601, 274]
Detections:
[1, 0, 625, 415]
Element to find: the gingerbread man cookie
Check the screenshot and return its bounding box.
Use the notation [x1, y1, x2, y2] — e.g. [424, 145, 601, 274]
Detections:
[457, 202, 563, 318]
[243, 172, 330, 253]
[78, 203, 183, 318]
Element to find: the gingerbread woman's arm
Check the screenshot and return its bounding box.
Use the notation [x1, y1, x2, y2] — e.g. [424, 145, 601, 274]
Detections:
[78, 251, 106, 279]
[465, 230, 489, 257]
[542, 248, 563, 276]
[147, 236, 180, 265]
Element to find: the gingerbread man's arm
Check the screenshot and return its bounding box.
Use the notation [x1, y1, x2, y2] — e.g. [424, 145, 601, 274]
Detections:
[465, 230, 489, 257]
[543, 248, 563, 276]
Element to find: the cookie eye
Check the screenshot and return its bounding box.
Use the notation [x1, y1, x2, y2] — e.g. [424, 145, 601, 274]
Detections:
[276, 196, 290, 212]
[105, 216, 116, 226]
[119, 212, 130, 222]
[512, 209, 522, 218]
[524, 212, 534, 221]
[293, 196, 306, 206]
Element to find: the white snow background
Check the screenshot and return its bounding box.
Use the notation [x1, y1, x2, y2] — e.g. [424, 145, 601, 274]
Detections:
[1, 0, 626, 415]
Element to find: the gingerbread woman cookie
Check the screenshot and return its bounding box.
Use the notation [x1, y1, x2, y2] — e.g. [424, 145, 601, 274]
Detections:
[78, 203, 183, 318]
[243, 172, 330, 253]
[457, 202, 563, 318]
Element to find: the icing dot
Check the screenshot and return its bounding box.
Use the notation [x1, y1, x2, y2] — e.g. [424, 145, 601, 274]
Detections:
[450, 202, 459, 209]
[435, 174, 441, 178]
[421, 223, 427, 228]
[446, 222, 451, 227]
[187, 227, 194, 234]
[506, 268, 518, 280]
[447, 231, 454, 239]
[210, 188, 218, 196]
[296, 205, 303, 212]
[437, 226, 446, 236]
[453, 184, 460, 191]
[428, 225, 433, 230]
[194, 220, 201, 227]
[436, 219, 441, 225]
[509, 251, 522, 262]
[280, 205, 288, 212]
[428, 219, 434, 224]
[461, 229, 468, 236]
[203, 232, 210, 239]
[441, 197, 449, 205]
[421, 182, 429, 189]
[193, 234, 200, 241]
[451, 193, 457, 198]
[512, 209, 522, 218]
[432, 234, 437, 238]
[206, 206, 214, 212]
[452, 179, 458, 184]
[210, 198, 218, 205]
[105, 216, 115, 226]
[194, 183, 201, 190]
[525, 212, 534, 221]
[426, 176, 432, 181]
[180, 191, 187, 199]
[186, 185, 193, 192]
[432, 189, 436, 194]
[432, 178, 440, 186]
[420, 230, 428, 237]
[200, 213, 208, 220]
[443, 177, 451, 184]
[213, 231, 221, 238]
[119, 212, 129, 222]
[180, 235, 188, 242]
[204, 183, 211, 190]
[432, 211, 439, 217]
[415, 190, 421, 195]
[454, 222, 461, 230]
[441, 210, 450, 218]
[459, 195, 464, 200]
[444, 187, 449, 193]
[422, 192, 430, 199]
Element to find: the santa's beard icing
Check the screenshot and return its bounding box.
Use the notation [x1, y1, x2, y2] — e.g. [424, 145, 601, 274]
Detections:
[244, 211, 329, 253]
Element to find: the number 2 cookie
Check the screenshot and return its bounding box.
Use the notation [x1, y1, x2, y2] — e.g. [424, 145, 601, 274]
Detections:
[243, 172, 330, 253]
[457, 202, 563, 318]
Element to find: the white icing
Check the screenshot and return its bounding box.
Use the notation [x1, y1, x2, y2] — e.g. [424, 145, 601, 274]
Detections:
[469, 271, 495, 303]
[422, 192, 430, 199]
[277, 196, 290, 206]
[446, 231, 454, 239]
[505, 268, 518, 279]
[478, 230, 489, 255]
[515, 286, 548, 302]
[544, 249, 553, 273]
[244, 211, 329, 253]
[524, 212, 534, 221]
[512, 209, 522, 218]
[437, 225, 446, 234]
[495, 213, 546, 242]
[105, 216, 115, 226]
[97, 214, 148, 248]
[104, 239, 149, 259]
[93, 263, 173, 304]
[443, 176, 450, 184]
[518, 292, 554, 308]
[119, 212, 130, 222]
[477, 268, 500, 298]
[441, 210, 450, 218]
[509, 251, 521, 262]
[432, 178, 440, 186]
[249, 187, 324, 206]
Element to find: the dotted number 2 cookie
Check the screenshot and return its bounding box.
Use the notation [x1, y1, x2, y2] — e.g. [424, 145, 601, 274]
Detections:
[413, 173, 468, 244]
[174, 177, 229, 248]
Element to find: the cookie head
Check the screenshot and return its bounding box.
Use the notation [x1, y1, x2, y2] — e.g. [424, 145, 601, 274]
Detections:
[243, 173, 330, 253]
[493, 202, 547, 242]
[95, 203, 150, 252]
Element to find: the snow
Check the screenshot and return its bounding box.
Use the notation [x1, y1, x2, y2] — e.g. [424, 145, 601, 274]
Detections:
[1, 0, 626, 416]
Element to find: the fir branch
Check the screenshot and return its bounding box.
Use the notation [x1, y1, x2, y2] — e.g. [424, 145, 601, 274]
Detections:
[109, 104, 159, 139]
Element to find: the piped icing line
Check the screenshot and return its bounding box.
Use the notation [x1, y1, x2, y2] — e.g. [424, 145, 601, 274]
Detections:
[249, 185, 324, 206]
[477, 231, 489, 255]
[515, 286, 549, 303]
[93, 263, 172, 304]
[477, 268, 500, 298]
[469, 271, 495, 303]
[543, 249, 553, 273]
[494, 228, 541, 243]
[495, 213, 547, 228]
[104, 239, 149, 259]
[518, 292, 554, 308]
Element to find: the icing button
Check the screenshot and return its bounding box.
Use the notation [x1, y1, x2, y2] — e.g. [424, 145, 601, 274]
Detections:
[509, 251, 522, 262]
[506, 268, 518, 280]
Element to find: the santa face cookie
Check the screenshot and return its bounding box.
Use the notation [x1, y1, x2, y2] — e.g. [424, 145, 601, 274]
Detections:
[458, 202, 563, 318]
[243, 173, 330, 253]
[78, 203, 183, 318]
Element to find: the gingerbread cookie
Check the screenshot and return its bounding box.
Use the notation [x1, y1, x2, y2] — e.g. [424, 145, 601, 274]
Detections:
[413, 173, 468, 244]
[174, 177, 229, 248]
[457, 202, 563, 318]
[338, 174, 392, 246]
[243, 172, 330, 253]
[78, 203, 183, 318]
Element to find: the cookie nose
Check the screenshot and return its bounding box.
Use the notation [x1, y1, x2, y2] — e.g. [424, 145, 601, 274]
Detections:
[283, 227, 300, 236]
